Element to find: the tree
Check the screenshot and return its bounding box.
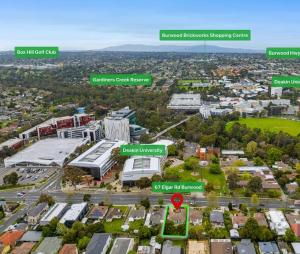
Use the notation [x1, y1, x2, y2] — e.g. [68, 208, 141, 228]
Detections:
[284, 228, 297, 242]
[42, 218, 59, 237]
[111, 147, 128, 164]
[155, 235, 164, 244]
[227, 173, 239, 189]
[38, 194, 55, 206]
[3, 172, 18, 185]
[267, 147, 282, 164]
[138, 226, 151, 239]
[63, 166, 86, 189]
[247, 176, 262, 193]
[246, 141, 257, 157]
[254, 157, 264, 166]
[251, 194, 259, 208]
[0, 206, 5, 220]
[205, 182, 214, 193]
[240, 218, 260, 240]
[140, 198, 150, 209]
[209, 163, 222, 174]
[167, 144, 177, 156]
[158, 198, 164, 206]
[83, 194, 91, 202]
[136, 177, 151, 189]
[151, 174, 162, 182]
[78, 236, 91, 250]
[184, 157, 199, 171]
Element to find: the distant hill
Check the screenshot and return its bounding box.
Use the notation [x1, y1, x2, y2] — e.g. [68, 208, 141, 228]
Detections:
[100, 44, 263, 53]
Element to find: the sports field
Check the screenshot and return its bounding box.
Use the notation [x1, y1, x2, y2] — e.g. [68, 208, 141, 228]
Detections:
[226, 118, 300, 136]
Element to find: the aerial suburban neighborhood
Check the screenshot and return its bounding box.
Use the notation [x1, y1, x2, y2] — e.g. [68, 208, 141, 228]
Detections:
[1, 1, 300, 254]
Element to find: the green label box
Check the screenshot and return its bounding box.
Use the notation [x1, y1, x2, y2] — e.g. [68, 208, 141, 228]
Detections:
[267, 48, 300, 59]
[15, 47, 59, 59]
[152, 182, 205, 193]
[120, 144, 166, 156]
[272, 76, 300, 88]
[90, 74, 152, 86]
[160, 30, 251, 41]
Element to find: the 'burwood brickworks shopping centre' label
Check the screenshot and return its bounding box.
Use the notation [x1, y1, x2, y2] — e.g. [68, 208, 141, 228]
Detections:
[160, 30, 251, 41]
[90, 74, 152, 87]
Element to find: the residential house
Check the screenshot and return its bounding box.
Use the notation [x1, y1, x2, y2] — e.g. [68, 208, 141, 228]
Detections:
[86, 233, 112, 254]
[110, 238, 134, 254]
[59, 244, 78, 254]
[137, 246, 155, 254]
[229, 229, 239, 239]
[292, 242, 300, 254]
[0, 230, 24, 248]
[27, 202, 48, 225]
[162, 240, 182, 254]
[266, 210, 290, 236]
[19, 231, 42, 242]
[187, 240, 209, 254]
[210, 239, 232, 254]
[167, 207, 186, 225]
[210, 210, 224, 227]
[236, 239, 256, 254]
[254, 213, 268, 227]
[106, 208, 123, 222]
[189, 209, 203, 225]
[232, 213, 248, 229]
[149, 208, 164, 226]
[33, 237, 62, 254]
[88, 205, 109, 220]
[286, 182, 298, 194]
[285, 213, 300, 237]
[12, 242, 35, 254]
[128, 208, 146, 222]
[258, 242, 280, 254]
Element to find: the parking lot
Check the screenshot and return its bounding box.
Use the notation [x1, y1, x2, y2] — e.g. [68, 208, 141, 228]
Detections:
[0, 166, 57, 185]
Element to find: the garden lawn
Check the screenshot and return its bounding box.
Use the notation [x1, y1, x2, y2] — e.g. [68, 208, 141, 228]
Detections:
[103, 219, 124, 233]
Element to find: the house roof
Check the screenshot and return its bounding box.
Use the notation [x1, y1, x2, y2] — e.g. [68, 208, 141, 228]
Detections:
[59, 244, 78, 254]
[236, 239, 256, 254]
[189, 209, 203, 224]
[232, 213, 248, 226]
[110, 238, 134, 254]
[12, 242, 35, 254]
[129, 208, 146, 219]
[86, 233, 112, 254]
[88, 206, 108, 219]
[162, 240, 181, 254]
[106, 208, 122, 219]
[33, 237, 62, 254]
[254, 213, 268, 227]
[210, 239, 232, 254]
[27, 202, 48, 217]
[19, 231, 42, 242]
[0, 230, 24, 246]
[210, 211, 224, 224]
[258, 242, 280, 253]
[168, 207, 186, 224]
[291, 224, 300, 237]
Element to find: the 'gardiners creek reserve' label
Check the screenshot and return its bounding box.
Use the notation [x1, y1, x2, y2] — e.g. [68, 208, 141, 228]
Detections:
[120, 144, 166, 156]
[152, 182, 205, 193]
[15, 47, 59, 59]
[90, 74, 152, 87]
[272, 76, 300, 88]
[267, 48, 300, 59]
[160, 30, 251, 41]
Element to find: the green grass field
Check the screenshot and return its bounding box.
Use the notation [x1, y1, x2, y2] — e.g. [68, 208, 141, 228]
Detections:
[226, 117, 300, 136]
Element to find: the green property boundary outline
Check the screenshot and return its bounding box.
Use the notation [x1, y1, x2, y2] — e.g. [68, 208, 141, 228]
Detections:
[161, 204, 189, 239]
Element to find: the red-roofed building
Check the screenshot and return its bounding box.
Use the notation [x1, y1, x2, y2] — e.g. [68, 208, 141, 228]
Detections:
[12, 242, 35, 254]
[0, 230, 24, 247]
[59, 244, 78, 254]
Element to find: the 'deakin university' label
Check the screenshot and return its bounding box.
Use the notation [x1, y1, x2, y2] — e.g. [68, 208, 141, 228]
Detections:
[90, 74, 152, 86]
[15, 47, 59, 59]
[272, 76, 300, 88]
[120, 144, 166, 156]
[160, 30, 251, 41]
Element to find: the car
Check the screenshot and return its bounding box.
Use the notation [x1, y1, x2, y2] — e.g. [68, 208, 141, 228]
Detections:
[17, 192, 25, 197]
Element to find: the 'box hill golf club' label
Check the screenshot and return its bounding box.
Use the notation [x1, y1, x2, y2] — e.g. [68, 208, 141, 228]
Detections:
[120, 144, 166, 156]
[267, 48, 300, 59]
[272, 76, 300, 88]
[152, 182, 205, 193]
[90, 74, 152, 86]
[160, 30, 251, 41]
[15, 47, 59, 59]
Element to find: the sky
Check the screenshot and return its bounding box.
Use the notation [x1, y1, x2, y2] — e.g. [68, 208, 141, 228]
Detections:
[0, 0, 299, 50]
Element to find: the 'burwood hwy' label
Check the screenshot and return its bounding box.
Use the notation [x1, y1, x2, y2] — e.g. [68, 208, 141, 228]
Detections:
[15, 47, 59, 59]
[120, 144, 166, 156]
[90, 74, 152, 86]
[160, 30, 251, 41]
[272, 76, 300, 88]
[267, 48, 300, 59]
[152, 182, 205, 193]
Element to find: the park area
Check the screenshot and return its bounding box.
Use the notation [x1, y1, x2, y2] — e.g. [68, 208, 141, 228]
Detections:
[226, 117, 300, 136]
